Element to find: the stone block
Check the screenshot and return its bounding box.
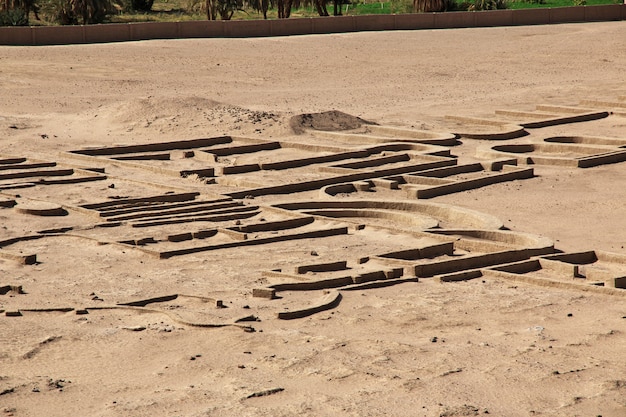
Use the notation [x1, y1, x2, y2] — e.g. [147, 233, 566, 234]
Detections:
[171, 150, 195, 159]
[253, 288, 276, 299]
[608, 276, 626, 289]
[353, 181, 371, 192]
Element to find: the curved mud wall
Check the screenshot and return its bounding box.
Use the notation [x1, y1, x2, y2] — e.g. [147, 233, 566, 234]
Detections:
[0, 4, 624, 45]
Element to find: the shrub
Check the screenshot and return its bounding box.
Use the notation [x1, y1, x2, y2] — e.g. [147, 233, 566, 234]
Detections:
[38, 0, 119, 23]
[0, 0, 35, 26]
[130, 0, 153, 11]
[184, 0, 204, 12]
[413, 0, 454, 11]
[467, 0, 506, 10]
[206, 0, 242, 19]
[391, 0, 413, 13]
[0, 7, 29, 25]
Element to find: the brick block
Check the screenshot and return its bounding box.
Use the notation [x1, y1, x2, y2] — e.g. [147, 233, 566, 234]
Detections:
[584, 4, 622, 22]
[0, 26, 32, 45]
[311, 15, 355, 34]
[549, 6, 585, 24]
[354, 15, 395, 31]
[512, 8, 550, 25]
[32, 25, 84, 45]
[224, 20, 270, 37]
[130, 22, 178, 41]
[434, 11, 475, 28]
[395, 13, 436, 30]
[474, 9, 513, 27]
[270, 18, 313, 36]
[178, 20, 224, 38]
[84, 23, 131, 44]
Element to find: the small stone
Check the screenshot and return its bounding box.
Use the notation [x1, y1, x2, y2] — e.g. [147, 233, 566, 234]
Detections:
[567, 313, 573, 317]
[122, 326, 146, 332]
[310, 251, 318, 256]
[431, 337, 438, 343]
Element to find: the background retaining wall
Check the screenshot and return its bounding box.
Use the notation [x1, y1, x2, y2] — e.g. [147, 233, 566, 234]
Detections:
[0, 4, 623, 45]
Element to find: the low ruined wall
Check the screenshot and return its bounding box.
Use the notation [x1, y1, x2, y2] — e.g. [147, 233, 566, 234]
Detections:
[0, 4, 624, 45]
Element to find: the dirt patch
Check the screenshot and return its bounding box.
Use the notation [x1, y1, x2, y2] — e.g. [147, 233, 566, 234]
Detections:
[2, 22, 626, 417]
[289, 110, 376, 134]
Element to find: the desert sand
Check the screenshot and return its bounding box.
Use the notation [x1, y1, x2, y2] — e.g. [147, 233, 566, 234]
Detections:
[1, 21, 626, 417]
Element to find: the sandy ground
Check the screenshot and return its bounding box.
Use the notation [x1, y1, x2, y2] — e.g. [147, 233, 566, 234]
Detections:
[1, 21, 626, 416]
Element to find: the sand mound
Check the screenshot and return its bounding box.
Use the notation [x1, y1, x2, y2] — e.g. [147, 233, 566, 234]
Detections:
[94, 95, 285, 137]
[289, 110, 376, 134]
[105, 96, 223, 124]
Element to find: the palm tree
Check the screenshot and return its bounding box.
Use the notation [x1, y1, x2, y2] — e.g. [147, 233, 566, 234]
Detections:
[413, 0, 448, 12]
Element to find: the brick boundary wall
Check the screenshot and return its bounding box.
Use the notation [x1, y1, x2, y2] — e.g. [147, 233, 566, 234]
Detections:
[0, 4, 624, 45]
